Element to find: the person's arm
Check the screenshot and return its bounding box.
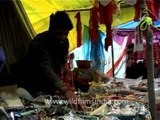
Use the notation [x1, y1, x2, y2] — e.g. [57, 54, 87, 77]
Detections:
[33, 44, 86, 110]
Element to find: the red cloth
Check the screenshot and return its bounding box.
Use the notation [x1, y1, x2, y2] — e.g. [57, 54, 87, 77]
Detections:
[75, 12, 82, 47]
[99, 1, 116, 51]
[134, 0, 141, 21]
[134, 0, 159, 21]
[89, 6, 99, 45]
[99, 1, 116, 24]
[155, 0, 160, 16]
[147, 0, 158, 21]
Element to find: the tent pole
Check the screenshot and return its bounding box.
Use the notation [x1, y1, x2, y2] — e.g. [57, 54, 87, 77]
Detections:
[140, 0, 157, 119]
[111, 39, 115, 78]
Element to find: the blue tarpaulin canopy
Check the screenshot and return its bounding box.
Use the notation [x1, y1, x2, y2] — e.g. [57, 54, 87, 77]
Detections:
[116, 12, 160, 31]
[116, 20, 160, 30]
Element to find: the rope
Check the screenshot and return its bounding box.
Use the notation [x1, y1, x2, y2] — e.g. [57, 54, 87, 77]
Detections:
[140, 16, 152, 31]
[140, 4, 148, 15]
[139, 2, 160, 32]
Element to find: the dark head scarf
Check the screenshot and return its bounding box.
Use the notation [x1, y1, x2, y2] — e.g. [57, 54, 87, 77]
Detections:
[49, 11, 73, 31]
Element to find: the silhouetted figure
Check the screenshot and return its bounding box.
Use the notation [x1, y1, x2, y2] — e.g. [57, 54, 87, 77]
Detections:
[12, 11, 85, 110]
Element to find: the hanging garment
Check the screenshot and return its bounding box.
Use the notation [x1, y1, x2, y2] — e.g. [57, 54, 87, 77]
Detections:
[75, 12, 82, 47]
[89, 6, 99, 45]
[98, 1, 117, 51]
[134, 0, 159, 21]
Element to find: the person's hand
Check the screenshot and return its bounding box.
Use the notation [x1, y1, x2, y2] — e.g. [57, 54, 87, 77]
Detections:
[64, 90, 86, 111]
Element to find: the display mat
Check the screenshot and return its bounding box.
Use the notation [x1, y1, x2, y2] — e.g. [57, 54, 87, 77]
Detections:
[129, 85, 147, 92]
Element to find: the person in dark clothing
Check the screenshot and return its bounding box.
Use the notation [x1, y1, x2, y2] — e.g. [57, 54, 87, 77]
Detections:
[125, 43, 136, 78]
[136, 61, 147, 79]
[125, 43, 147, 79]
[18, 11, 85, 110]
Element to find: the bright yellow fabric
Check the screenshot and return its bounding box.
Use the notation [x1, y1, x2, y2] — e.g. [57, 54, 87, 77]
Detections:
[21, 0, 93, 51]
[20, 0, 134, 51]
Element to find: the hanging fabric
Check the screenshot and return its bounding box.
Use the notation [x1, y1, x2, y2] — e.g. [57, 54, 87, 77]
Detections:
[155, 0, 160, 18]
[134, 0, 159, 21]
[134, 0, 141, 21]
[82, 25, 105, 73]
[89, 0, 99, 45]
[147, 0, 158, 21]
[99, 0, 117, 51]
[75, 12, 82, 47]
[90, 31, 106, 73]
[134, 25, 143, 52]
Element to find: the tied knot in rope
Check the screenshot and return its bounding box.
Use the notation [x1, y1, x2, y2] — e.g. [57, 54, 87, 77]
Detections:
[140, 17, 152, 31]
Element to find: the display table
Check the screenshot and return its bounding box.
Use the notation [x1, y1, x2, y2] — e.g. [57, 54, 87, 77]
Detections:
[1, 78, 159, 120]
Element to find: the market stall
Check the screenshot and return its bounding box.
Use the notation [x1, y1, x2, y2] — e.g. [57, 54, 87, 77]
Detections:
[1, 73, 160, 120]
[1, 0, 160, 120]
